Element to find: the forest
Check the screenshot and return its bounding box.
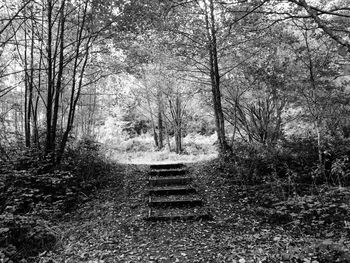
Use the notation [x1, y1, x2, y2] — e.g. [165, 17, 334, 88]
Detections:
[0, 0, 350, 262]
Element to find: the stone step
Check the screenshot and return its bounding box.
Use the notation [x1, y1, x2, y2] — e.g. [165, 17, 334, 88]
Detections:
[147, 186, 197, 195]
[148, 195, 203, 208]
[148, 176, 192, 186]
[146, 213, 212, 221]
[145, 207, 212, 221]
[149, 169, 187, 177]
[150, 163, 185, 170]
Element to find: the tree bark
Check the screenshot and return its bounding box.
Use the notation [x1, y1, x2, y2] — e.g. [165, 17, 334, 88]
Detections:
[28, 9, 35, 147]
[157, 90, 164, 149]
[57, 1, 91, 163]
[147, 92, 159, 148]
[290, 0, 350, 53]
[174, 97, 182, 154]
[164, 118, 171, 151]
[315, 119, 325, 181]
[203, 0, 230, 155]
[51, 0, 66, 159]
[24, 21, 30, 147]
[158, 109, 164, 149]
[45, 0, 54, 154]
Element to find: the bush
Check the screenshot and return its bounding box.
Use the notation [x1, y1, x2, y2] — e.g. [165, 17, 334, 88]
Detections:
[216, 135, 350, 195]
[116, 135, 155, 152]
[0, 136, 119, 262]
[325, 137, 350, 186]
[331, 157, 350, 186]
[223, 141, 286, 184]
[217, 137, 321, 185]
[122, 120, 150, 137]
[63, 136, 114, 190]
[0, 214, 57, 262]
[1, 170, 77, 217]
[182, 133, 217, 155]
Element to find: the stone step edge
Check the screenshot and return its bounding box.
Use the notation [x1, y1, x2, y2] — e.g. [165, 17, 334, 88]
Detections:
[149, 168, 187, 173]
[150, 164, 185, 170]
[148, 195, 202, 202]
[148, 175, 192, 181]
[144, 213, 213, 221]
[149, 170, 188, 176]
[148, 190, 197, 196]
[146, 186, 197, 191]
[148, 199, 203, 208]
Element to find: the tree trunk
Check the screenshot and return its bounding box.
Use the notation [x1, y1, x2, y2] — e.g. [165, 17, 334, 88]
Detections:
[45, 0, 54, 154]
[158, 110, 164, 149]
[24, 20, 30, 147]
[175, 96, 182, 154]
[87, 85, 97, 136]
[144, 76, 159, 148]
[32, 96, 40, 148]
[164, 118, 171, 151]
[146, 89, 159, 148]
[157, 91, 164, 149]
[316, 119, 325, 181]
[57, 1, 91, 163]
[204, 0, 230, 155]
[230, 94, 238, 146]
[28, 9, 35, 147]
[51, 0, 66, 159]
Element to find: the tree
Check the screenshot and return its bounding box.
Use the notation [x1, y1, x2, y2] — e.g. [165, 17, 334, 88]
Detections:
[161, 0, 269, 154]
[0, 0, 32, 98]
[221, 20, 297, 146]
[284, 18, 345, 179]
[161, 70, 198, 153]
[288, 0, 350, 54]
[1, 0, 114, 163]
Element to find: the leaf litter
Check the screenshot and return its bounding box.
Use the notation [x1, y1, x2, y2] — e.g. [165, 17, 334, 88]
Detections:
[40, 163, 350, 263]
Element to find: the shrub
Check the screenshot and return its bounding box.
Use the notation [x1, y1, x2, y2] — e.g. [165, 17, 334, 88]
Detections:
[182, 133, 217, 155]
[0, 136, 119, 262]
[0, 214, 57, 262]
[216, 137, 323, 185]
[264, 187, 350, 235]
[325, 137, 350, 186]
[224, 141, 286, 184]
[1, 170, 78, 217]
[116, 135, 155, 152]
[331, 157, 350, 186]
[63, 136, 119, 190]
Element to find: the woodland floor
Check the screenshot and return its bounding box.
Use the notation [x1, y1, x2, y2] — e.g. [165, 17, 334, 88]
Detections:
[41, 162, 350, 263]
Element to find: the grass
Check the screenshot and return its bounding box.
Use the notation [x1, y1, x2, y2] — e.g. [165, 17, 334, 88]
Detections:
[109, 150, 218, 164]
[106, 133, 218, 164]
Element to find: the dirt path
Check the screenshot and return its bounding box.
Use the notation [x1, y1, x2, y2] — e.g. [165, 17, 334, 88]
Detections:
[43, 163, 350, 263]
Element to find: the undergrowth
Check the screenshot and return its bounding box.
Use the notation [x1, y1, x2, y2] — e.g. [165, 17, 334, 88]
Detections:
[195, 136, 350, 263]
[108, 133, 218, 164]
[0, 137, 121, 263]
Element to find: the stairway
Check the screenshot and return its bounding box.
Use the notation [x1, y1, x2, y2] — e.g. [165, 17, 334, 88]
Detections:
[145, 163, 212, 221]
